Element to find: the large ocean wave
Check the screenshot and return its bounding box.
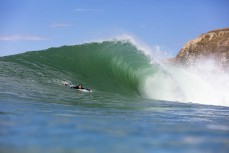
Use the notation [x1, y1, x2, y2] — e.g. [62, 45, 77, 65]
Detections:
[0, 38, 228, 106]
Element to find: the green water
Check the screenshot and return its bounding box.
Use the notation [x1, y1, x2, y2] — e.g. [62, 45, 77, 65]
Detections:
[0, 40, 229, 153]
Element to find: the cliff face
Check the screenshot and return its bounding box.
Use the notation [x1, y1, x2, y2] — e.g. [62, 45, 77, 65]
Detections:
[175, 28, 229, 68]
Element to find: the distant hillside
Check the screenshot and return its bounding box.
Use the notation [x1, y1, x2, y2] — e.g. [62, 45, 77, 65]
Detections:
[174, 28, 229, 68]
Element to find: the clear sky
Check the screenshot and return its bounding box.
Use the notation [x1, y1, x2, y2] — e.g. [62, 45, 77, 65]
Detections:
[0, 0, 228, 57]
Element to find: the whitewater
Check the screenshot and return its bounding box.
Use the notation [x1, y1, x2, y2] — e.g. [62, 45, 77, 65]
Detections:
[0, 37, 229, 153]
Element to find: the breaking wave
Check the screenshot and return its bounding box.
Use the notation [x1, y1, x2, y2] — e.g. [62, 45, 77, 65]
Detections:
[0, 38, 228, 106]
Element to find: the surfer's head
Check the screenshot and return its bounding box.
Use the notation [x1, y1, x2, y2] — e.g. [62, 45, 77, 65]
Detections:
[78, 84, 83, 89]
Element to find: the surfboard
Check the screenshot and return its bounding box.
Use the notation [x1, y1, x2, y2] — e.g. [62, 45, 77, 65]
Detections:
[77, 88, 92, 93]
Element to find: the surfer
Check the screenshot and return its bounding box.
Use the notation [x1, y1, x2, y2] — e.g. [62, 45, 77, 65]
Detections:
[64, 82, 92, 92]
[71, 83, 84, 89]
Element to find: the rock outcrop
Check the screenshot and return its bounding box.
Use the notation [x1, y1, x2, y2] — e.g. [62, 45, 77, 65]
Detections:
[175, 28, 229, 68]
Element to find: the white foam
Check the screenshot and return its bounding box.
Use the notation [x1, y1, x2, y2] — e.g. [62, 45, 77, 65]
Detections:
[143, 58, 229, 107]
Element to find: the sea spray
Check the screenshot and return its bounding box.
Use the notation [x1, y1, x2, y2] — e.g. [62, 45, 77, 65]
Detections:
[143, 58, 229, 106]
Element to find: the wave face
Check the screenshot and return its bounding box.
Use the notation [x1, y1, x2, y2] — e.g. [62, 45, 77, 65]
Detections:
[0, 39, 229, 106]
[0, 40, 158, 96]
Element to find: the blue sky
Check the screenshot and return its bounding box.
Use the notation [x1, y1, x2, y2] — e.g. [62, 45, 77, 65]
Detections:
[0, 0, 228, 56]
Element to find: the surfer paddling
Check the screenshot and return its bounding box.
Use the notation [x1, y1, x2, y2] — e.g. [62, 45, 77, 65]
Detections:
[71, 83, 83, 89]
[64, 82, 92, 92]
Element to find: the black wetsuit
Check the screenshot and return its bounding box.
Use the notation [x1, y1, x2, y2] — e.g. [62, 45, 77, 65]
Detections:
[70, 84, 91, 92]
[71, 85, 84, 89]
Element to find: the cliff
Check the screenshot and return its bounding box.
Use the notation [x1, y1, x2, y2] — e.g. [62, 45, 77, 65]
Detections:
[175, 28, 229, 68]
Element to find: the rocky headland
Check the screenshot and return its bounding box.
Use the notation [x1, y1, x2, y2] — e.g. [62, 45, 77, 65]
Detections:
[172, 28, 229, 69]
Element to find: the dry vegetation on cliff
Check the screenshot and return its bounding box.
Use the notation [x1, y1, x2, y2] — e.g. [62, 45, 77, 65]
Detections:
[175, 28, 229, 68]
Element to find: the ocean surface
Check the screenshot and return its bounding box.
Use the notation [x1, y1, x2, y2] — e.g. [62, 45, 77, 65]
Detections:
[0, 39, 229, 153]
